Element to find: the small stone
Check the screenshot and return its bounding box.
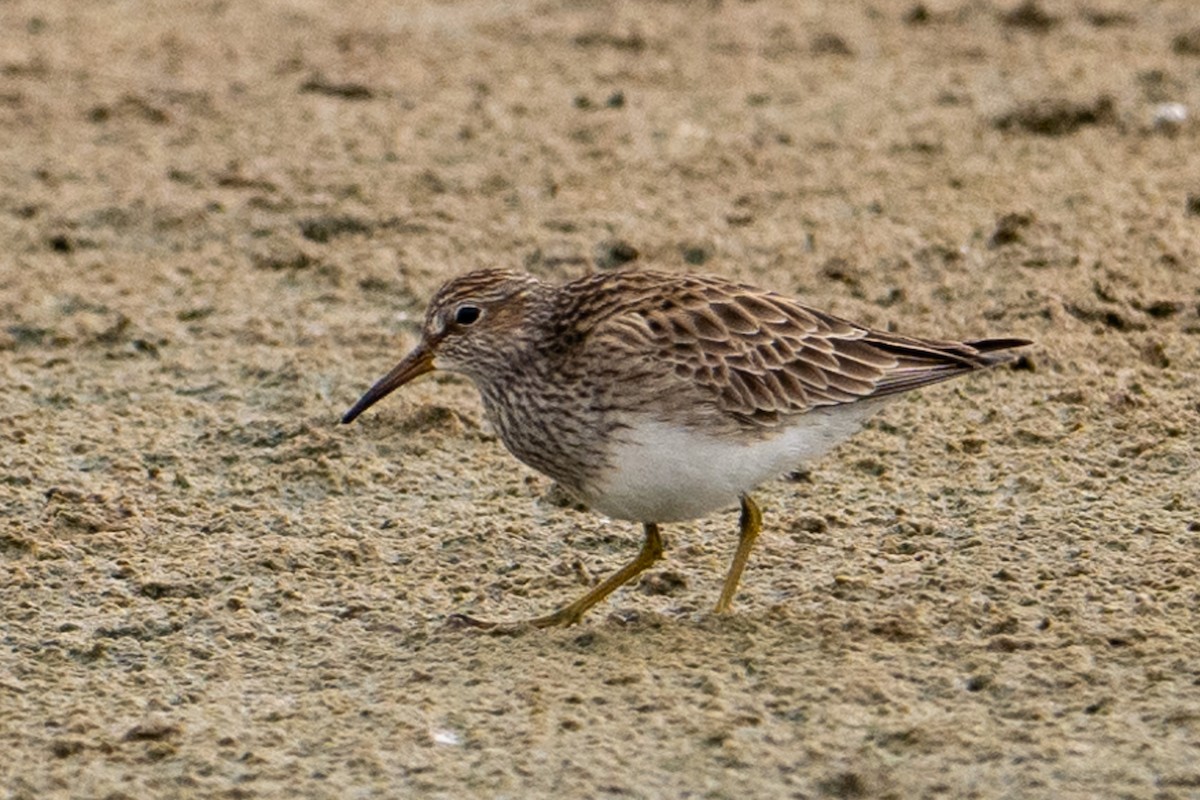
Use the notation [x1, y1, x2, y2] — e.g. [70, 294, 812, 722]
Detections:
[988, 212, 1034, 248]
[810, 33, 853, 56]
[904, 4, 930, 25]
[1000, 0, 1057, 31]
[123, 718, 180, 742]
[1152, 102, 1188, 133]
[1171, 28, 1200, 56]
[594, 239, 639, 270]
[681, 245, 710, 266]
[638, 570, 687, 596]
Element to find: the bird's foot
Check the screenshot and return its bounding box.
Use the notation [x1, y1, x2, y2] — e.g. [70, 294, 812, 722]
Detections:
[445, 604, 585, 631]
[445, 612, 499, 630]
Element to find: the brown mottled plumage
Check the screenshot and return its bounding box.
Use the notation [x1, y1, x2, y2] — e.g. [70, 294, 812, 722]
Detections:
[343, 268, 1030, 628]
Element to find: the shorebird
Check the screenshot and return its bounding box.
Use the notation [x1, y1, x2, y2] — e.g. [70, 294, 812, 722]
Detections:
[342, 268, 1029, 627]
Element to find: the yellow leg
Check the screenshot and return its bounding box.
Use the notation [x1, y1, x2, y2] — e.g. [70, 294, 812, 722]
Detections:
[451, 523, 665, 629]
[714, 495, 762, 614]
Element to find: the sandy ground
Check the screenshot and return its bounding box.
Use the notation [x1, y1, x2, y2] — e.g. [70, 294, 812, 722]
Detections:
[3, 1, 1200, 797]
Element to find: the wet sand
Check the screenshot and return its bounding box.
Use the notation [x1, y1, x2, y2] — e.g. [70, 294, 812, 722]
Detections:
[2, 1, 1199, 797]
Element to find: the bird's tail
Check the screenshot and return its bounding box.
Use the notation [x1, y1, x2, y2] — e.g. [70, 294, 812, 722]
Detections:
[963, 337, 1033, 366]
[863, 335, 1032, 397]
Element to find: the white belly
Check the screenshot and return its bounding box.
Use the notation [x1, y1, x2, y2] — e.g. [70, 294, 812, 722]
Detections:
[583, 403, 887, 523]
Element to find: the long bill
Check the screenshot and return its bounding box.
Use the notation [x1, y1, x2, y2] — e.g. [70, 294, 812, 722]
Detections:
[341, 344, 436, 424]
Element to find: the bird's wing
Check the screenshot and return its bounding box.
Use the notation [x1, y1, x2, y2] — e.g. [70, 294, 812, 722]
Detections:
[579, 273, 1025, 426]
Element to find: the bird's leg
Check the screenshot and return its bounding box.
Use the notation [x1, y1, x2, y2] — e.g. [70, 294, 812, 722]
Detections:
[714, 494, 762, 614]
[451, 523, 665, 630]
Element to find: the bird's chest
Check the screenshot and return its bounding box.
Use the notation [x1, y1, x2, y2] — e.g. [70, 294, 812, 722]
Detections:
[477, 375, 610, 493]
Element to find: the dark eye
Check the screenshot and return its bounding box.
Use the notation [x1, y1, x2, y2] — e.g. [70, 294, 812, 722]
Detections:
[453, 305, 481, 326]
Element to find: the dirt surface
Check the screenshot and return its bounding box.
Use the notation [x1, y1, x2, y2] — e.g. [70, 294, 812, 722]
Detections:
[3, 1, 1200, 797]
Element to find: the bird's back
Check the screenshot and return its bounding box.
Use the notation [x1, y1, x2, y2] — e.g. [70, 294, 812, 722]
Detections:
[550, 270, 1029, 431]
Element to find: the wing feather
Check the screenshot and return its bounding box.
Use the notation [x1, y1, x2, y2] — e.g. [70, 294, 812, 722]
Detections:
[565, 271, 1029, 427]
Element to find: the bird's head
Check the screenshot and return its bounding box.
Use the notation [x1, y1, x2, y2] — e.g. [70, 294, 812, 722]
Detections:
[341, 269, 545, 424]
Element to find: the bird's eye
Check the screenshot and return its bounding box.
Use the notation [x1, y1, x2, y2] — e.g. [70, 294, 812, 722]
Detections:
[453, 305, 482, 326]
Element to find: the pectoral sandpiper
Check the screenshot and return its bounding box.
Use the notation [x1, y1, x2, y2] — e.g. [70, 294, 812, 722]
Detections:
[342, 268, 1030, 628]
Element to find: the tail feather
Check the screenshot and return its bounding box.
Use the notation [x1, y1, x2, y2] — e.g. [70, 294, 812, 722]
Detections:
[964, 337, 1034, 365]
[865, 336, 1031, 398]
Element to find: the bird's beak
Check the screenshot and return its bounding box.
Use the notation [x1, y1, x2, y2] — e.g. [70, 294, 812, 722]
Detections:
[341, 343, 436, 424]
